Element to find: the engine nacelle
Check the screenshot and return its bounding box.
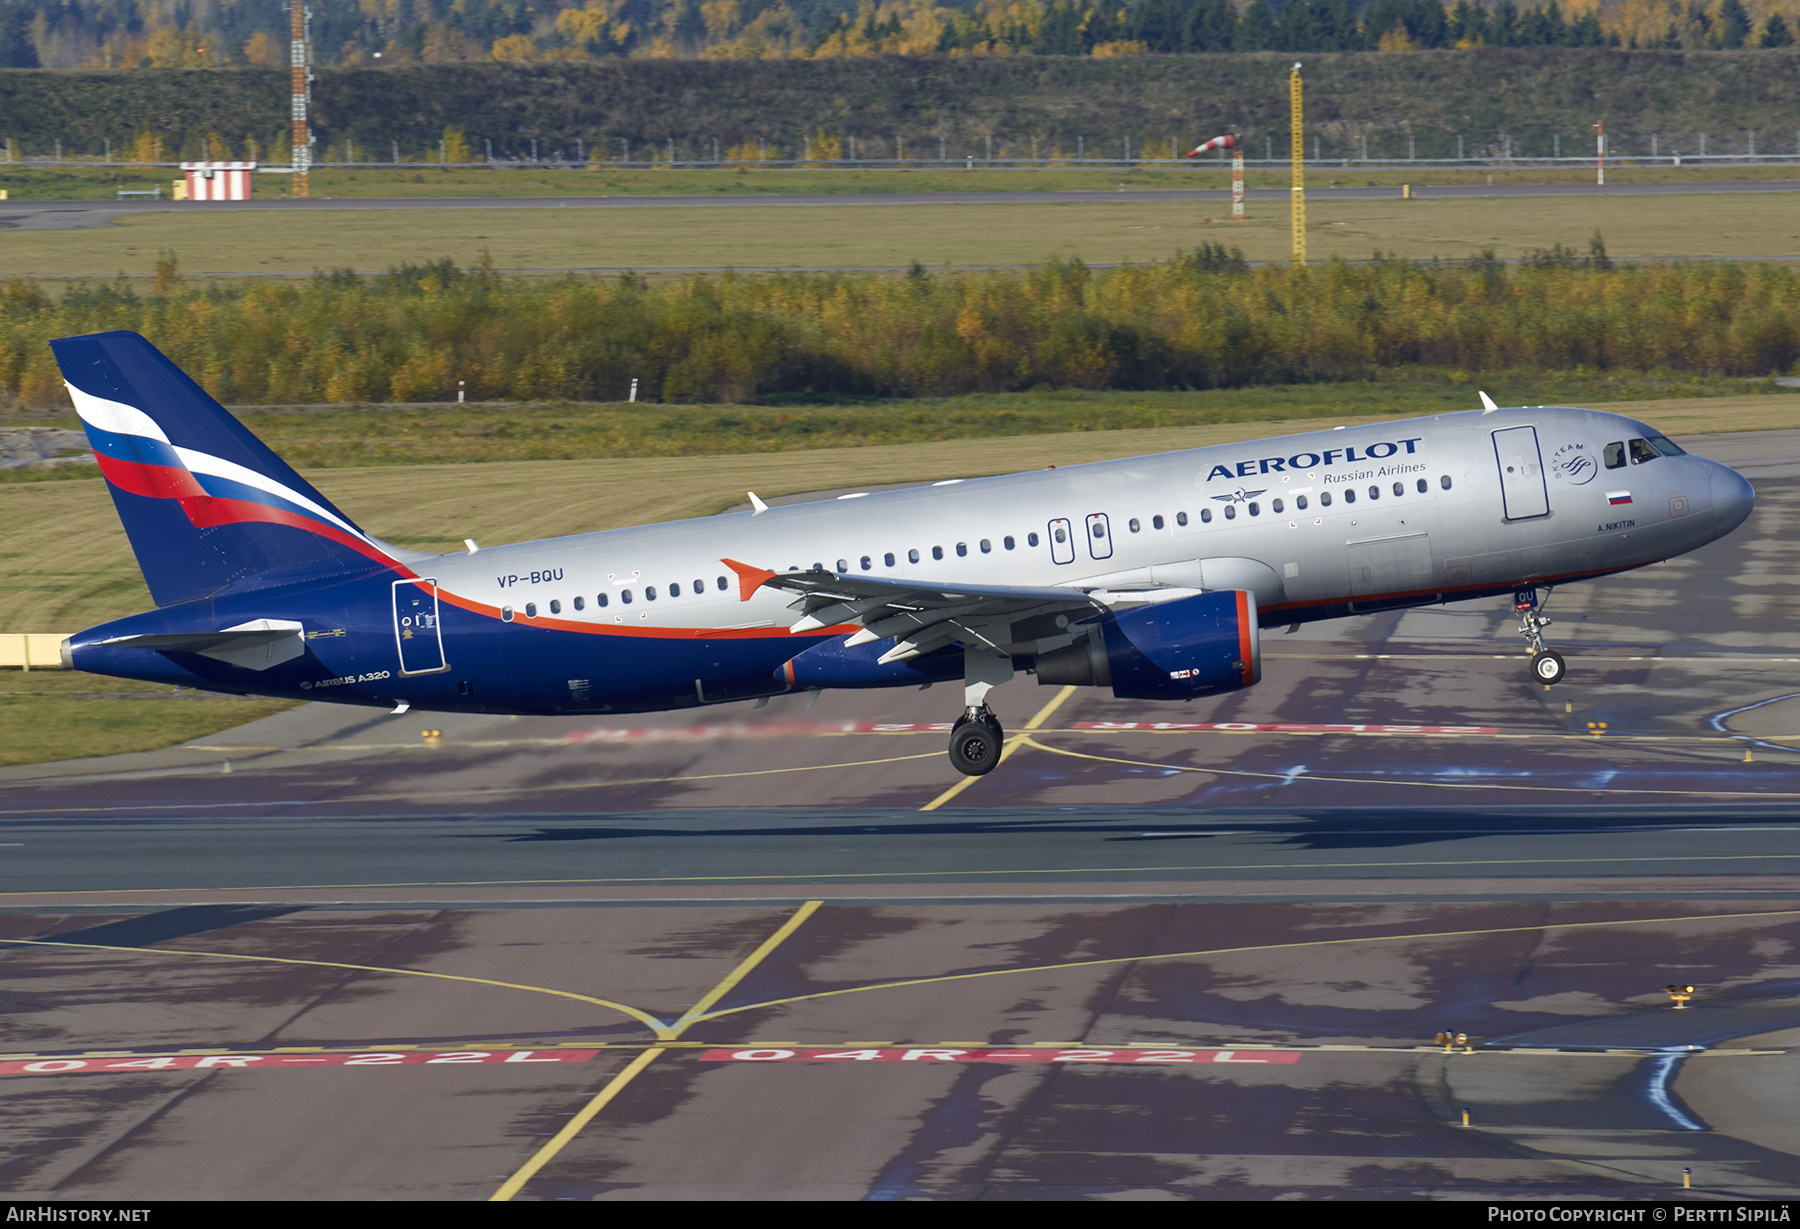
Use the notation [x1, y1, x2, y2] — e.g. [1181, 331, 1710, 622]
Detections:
[1035, 589, 1261, 701]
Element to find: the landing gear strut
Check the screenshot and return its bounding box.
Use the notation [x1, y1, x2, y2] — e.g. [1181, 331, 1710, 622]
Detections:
[948, 706, 1005, 776]
[1515, 587, 1566, 685]
[948, 648, 1012, 776]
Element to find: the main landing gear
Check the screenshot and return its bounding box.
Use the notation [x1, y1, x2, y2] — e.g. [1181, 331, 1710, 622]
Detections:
[947, 648, 1014, 777]
[1515, 587, 1566, 686]
[949, 706, 1006, 776]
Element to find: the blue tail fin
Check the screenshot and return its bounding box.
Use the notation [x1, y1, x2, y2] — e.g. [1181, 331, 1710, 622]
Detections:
[52, 330, 401, 607]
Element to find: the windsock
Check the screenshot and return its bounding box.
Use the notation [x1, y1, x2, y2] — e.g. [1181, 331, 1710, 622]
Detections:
[1188, 135, 1238, 158]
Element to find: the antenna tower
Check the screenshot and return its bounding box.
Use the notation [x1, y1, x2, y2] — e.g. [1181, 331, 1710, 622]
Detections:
[1290, 63, 1305, 266]
[289, 2, 312, 199]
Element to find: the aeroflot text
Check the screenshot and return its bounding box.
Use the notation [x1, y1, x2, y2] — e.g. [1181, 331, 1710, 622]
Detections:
[1205, 438, 1423, 481]
[1489, 1211, 1791, 1223]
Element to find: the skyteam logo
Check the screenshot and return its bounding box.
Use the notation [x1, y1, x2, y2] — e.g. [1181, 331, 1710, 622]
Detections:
[1550, 442, 1598, 485]
[1205, 437, 1423, 481]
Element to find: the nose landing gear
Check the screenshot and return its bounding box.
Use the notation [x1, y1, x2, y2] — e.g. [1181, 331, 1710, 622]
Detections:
[1515, 588, 1566, 685]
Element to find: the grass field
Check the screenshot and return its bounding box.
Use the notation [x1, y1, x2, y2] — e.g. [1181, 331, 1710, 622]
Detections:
[3, 192, 1798, 278]
[0, 669, 294, 769]
[5, 162, 1799, 202]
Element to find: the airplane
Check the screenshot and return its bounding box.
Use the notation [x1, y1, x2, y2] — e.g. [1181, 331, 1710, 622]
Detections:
[54, 331, 1755, 777]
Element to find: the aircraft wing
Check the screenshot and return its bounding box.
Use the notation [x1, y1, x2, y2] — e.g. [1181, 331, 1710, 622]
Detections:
[727, 559, 1117, 664]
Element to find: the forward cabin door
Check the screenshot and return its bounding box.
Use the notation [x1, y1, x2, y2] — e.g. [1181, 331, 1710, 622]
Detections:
[393, 578, 448, 674]
[1492, 426, 1550, 520]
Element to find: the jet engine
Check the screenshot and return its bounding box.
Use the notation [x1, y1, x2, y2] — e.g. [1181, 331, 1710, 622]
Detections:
[1033, 589, 1261, 701]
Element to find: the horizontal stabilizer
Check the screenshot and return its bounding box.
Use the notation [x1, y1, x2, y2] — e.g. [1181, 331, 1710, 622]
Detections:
[101, 618, 305, 671]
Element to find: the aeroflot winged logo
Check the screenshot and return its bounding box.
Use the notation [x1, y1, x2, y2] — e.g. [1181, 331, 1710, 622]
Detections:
[1205, 437, 1424, 481]
[64, 383, 394, 566]
[1211, 488, 1267, 504]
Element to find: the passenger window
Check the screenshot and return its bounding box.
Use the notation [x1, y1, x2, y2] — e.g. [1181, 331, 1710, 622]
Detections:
[670, 582, 681, 597]
[956, 543, 967, 557]
[1027, 533, 1040, 547]
[1271, 498, 1283, 514]
[1091, 522, 1105, 539]
[1152, 515, 1165, 530]
[1052, 527, 1067, 544]
[861, 556, 872, 571]
[1344, 489, 1356, 504]
[1128, 518, 1140, 533]
[1200, 508, 1212, 523]
[1297, 495, 1308, 510]
[1224, 505, 1236, 520]
[716, 576, 729, 590]
[549, 600, 561, 614]
[1321, 491, 1333, 506]
[596, 592, 609, 608]
[1604, 441, 1626, 469]
[525, 603, 538, 617]
[574, 596, 585, 611]
[980, 539, 991, 553]
[1180, 511, 1192, 526]
[645, 586, 657, 600]
[884, 553, 895, 567]
[1003, 537, 1014, 550]
[908, 549, 920, 563]
[1629, 438, 1658, 464]
[1416, 478, 1427, 493]
[1368, 486, 1379, 500]
[621, 590, 633, 604]
[932, 546, 944, 560]
[1393, 482, 1404, 496]
[694, 579, 704, 592]
[836, 559, 847, 573]
[1440, 475, 1452, 489]
[1247, 502, 1259, 516]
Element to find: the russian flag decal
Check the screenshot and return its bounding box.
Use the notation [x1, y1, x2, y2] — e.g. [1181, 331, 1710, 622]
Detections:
[1607, 491, 1633, 506]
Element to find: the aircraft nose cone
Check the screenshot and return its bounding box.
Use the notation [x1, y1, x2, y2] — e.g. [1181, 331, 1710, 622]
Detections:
[1711, 465, 1755, 536]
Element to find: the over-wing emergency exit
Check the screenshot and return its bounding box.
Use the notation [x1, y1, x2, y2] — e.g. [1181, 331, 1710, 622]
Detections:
[54, 332, 1754, 776]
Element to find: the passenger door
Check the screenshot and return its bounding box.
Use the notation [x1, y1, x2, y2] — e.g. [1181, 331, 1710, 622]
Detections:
[1047, 518, 1075, 565]
[1492, 426, 1549, 520]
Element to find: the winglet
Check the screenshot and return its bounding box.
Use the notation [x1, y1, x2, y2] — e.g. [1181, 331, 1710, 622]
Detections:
[721, 558, 778, 602]
[747, 491, 769, 514]
[1479, 391, 1498, 412]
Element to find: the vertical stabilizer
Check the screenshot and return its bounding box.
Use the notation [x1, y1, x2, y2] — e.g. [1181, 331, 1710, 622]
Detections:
[51, 330, 397, 606]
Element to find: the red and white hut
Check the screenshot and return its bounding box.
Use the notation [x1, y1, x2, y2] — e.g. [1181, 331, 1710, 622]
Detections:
[180, 161, 257, 201]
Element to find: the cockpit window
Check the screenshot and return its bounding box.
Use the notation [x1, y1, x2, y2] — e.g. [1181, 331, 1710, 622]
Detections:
[1647, 433, 1685, 457]
[1628, 438, 1659, 464]
[1604, 441, 1626, 469]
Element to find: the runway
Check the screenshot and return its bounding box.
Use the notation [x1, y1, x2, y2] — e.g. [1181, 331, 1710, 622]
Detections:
[0, 428, 1798, 1199]
[2, 179, 1797, 232]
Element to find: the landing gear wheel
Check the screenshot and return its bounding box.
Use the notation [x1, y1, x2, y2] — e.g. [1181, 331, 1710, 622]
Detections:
[1531, 650, 1567, 686]
[948, 719, 1003, 777]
